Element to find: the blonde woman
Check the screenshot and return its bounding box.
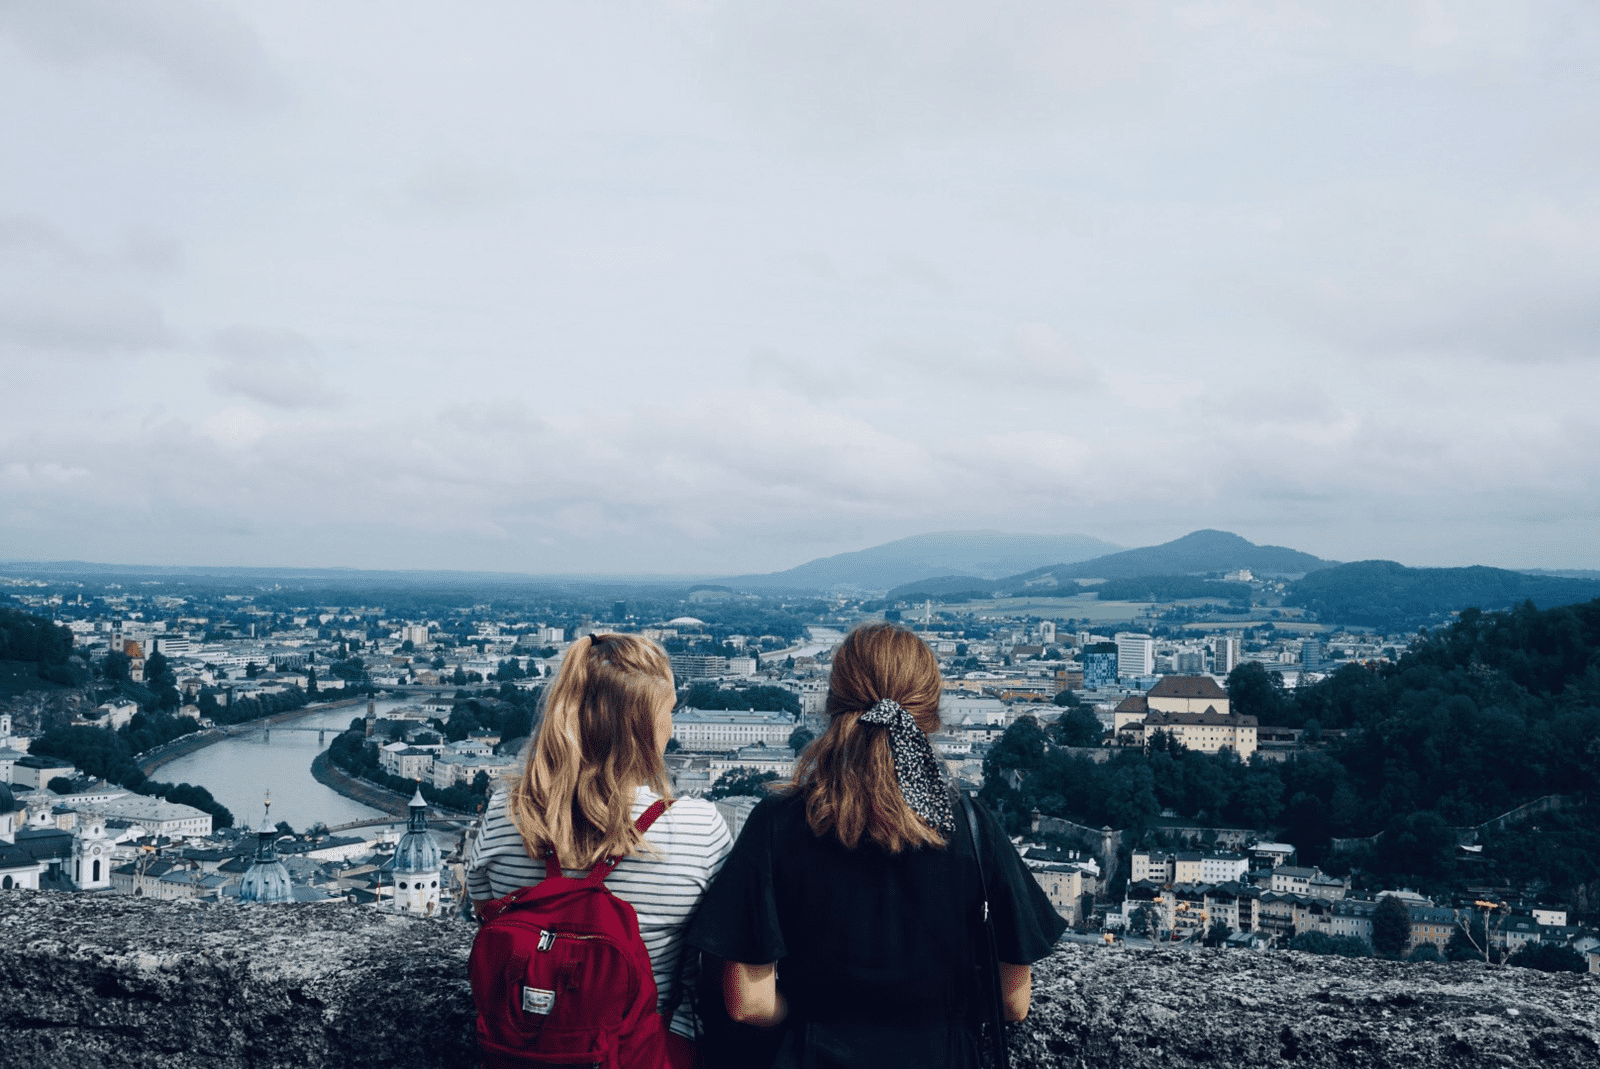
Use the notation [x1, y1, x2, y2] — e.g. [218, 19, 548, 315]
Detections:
[467, 633, 732, 1061]
[688, 623, 1065, 1069]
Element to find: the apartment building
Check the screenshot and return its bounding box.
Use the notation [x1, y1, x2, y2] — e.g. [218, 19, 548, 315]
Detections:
[1115, 633, 1155, 678]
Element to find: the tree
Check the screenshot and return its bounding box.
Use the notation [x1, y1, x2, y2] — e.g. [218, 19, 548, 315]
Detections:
[47, 776, 75, 794]
[706, 769, 779, 801]
[1049, 708, 1104, 748]
[1408, 944, 1443, 963]
[788, 726, 816, 753]
[102, 650, 131, 683]
[274, 820, 295, 838]
[988, 716, 1049, 772]
[1052, 689, 1080, 708]
[1372, 895, 1412, 959]
[1203, 921, 1233, 948]
[306, 667, 319, 696]
[1507, 942, 1587, 973]
[444, 706, 481, 742]
[245, 661, 261, 680]
[1105, 762, 1160, 830]
[1226, 662, 1286, 723]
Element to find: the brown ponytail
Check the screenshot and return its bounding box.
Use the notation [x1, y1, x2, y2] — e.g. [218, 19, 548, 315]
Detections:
[787, 623, 947, 853]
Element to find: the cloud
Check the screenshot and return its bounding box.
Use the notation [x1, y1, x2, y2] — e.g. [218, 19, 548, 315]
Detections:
[206, 327, 344, 410]
[0, 217, 177, 356]
[390, 164, 521, 215]
[880, 323, 1103, 393]
[0, 0, 283, 108]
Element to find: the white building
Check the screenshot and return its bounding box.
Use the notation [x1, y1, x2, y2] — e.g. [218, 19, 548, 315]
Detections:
[941, 695, 1007, 726]
[0, 746, 25, 785]
[379, 743, 435, 780]
[393, 790, 442, 917]
[672, 709, 796, 750]
[708, 742, 796, 778]
[96, 796, 213, 839]
[1211, 636, 1241, 676]
[92, 698, 140, 731]
[73, 817, 113, 890]
[1115, 633, 1155, 679]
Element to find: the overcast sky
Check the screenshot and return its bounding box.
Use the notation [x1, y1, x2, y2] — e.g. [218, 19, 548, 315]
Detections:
[2, 1, 1597, 576]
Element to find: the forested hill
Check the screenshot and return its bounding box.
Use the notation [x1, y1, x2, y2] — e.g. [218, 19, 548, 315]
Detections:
[984, 597, 1600, 897]
[0, 606, 86, 694]
[1284, 560, 1600, 628]
[1002, 529, 1335, 585]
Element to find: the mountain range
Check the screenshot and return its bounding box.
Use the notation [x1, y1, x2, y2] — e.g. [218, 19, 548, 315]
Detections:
[721, 531, 1121, 591]
[881, 530, 1336, 598]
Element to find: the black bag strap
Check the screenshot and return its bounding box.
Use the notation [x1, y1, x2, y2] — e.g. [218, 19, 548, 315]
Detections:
[959, 791, 1010, 1069]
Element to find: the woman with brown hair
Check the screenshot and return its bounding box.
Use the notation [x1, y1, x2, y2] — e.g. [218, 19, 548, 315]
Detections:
[688, 623, 1065, 1068]
[467, 633, 732, 1062]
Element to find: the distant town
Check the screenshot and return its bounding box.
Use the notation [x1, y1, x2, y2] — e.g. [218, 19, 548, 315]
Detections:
[1, 540, 1596, 975]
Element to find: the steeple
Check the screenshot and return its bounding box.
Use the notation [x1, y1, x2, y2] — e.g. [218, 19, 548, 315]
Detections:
[238, 793, 293, 905]
[392, 784, 441, 917]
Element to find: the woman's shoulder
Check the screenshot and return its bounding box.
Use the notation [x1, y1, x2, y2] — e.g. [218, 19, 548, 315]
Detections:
[660, 795, 726, 832]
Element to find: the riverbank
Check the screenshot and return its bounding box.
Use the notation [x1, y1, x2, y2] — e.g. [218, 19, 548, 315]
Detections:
[136, 695, 375, 776]
[309, 751, 411, 818]
[311, 748, 476, 819]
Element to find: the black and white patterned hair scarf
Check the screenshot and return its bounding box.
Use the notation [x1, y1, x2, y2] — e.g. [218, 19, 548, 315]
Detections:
[858, 698, 956, 836]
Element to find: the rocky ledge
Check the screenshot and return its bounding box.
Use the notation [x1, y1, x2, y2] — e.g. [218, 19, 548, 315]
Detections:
[0, 891, 1595, 1068]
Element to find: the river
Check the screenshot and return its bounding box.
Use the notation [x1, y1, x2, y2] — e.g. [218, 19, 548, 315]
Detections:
[156, 698, 422, 832]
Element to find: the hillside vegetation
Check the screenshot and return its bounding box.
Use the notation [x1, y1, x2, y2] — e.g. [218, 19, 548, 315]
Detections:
[0, 607, 88, 695]
[986, 597, 1600, 905]
[1284, 560, 1600, 629]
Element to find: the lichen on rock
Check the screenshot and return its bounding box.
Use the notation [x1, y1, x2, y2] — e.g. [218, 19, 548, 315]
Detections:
[0, 891, 1596, 1068]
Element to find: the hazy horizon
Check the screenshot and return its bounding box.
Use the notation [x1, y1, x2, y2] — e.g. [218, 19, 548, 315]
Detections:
[4, 3, 1598, 574]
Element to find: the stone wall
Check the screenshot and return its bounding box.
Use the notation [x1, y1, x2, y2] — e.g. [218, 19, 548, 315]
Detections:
[1, 891, 1596, 1068]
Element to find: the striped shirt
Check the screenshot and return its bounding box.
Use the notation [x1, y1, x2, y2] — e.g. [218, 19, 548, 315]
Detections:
[466, 786, 733, 1039]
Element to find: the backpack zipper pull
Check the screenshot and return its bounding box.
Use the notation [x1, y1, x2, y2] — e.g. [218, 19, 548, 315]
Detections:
[538, 929, 555, 952]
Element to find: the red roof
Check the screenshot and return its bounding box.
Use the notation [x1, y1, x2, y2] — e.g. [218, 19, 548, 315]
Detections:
[1146, 675, 1228, 700]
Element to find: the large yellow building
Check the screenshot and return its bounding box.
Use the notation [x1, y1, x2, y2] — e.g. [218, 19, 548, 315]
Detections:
[1118, 676, 1256, 757]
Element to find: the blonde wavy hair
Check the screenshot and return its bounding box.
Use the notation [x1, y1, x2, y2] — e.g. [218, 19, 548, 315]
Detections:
[786, 622, 947, 853]
[507, 633, 676, 869]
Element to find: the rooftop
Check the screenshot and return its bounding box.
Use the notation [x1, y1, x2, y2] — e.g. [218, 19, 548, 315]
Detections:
[1147, 675, 1229, 700]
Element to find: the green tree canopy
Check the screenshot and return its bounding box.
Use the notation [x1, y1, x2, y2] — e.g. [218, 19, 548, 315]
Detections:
[1372, 895, 1412, 959]
[706, 768, 780, 801]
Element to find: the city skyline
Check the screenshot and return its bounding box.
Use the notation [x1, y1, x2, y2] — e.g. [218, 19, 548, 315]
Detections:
[3, 3, 1599, 575]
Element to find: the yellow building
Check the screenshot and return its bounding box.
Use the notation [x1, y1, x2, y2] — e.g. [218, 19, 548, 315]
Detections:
[1138, 708, 1257, 758]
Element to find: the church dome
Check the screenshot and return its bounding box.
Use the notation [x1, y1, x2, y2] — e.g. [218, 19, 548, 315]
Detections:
[238, 827, 294, 904]
[394, 788, 440, 874]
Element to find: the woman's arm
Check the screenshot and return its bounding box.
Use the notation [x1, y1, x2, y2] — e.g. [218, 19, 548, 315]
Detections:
[999, 962, 1031, 1022]
[722, 960, 789, 1027]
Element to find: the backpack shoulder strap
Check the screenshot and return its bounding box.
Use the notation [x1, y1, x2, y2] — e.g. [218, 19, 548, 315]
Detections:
[584, 798, 672, 884]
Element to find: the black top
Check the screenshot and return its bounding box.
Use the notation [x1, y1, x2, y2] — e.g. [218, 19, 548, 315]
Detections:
[687, 791, 1066, 1032]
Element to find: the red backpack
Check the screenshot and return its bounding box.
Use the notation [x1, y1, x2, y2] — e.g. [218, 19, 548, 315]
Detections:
[470, 800, 675, 1069]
